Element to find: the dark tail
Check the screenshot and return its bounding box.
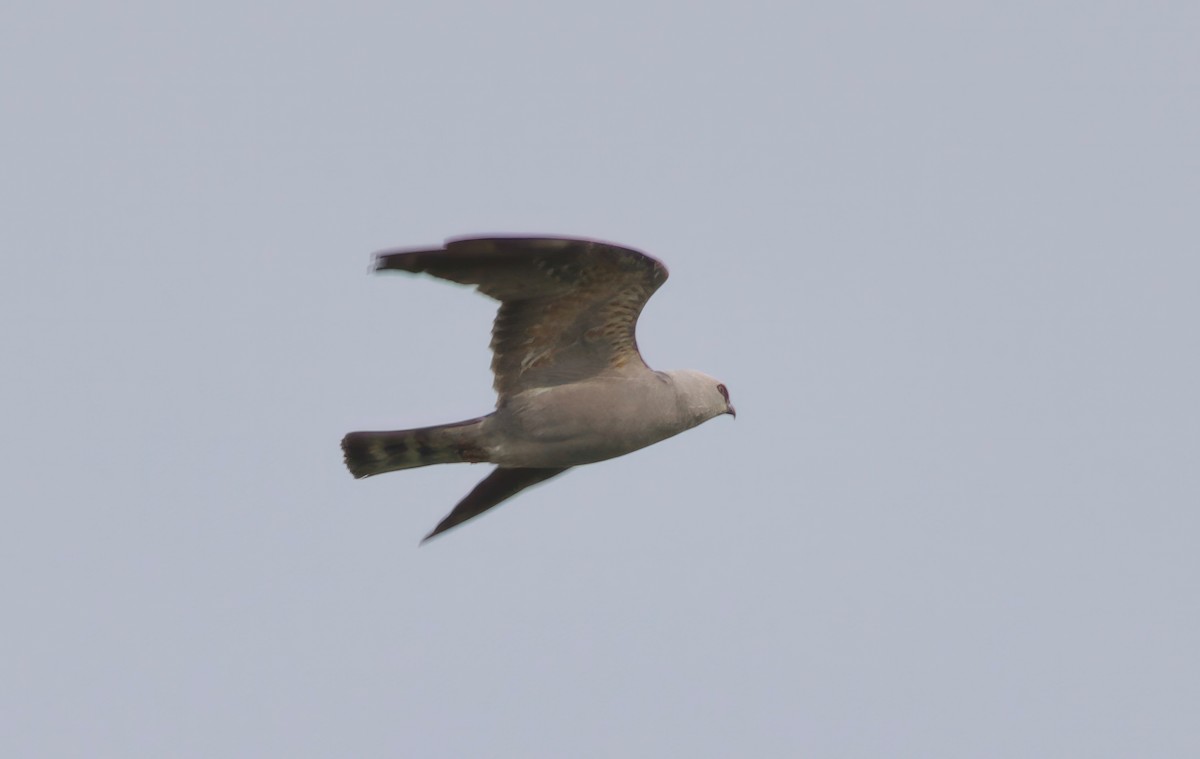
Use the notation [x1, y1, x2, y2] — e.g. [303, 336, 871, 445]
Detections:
[341, 417, 488, 478]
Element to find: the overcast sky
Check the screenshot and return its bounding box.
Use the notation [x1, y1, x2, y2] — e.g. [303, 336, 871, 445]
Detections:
[3, 1, 1198, 757]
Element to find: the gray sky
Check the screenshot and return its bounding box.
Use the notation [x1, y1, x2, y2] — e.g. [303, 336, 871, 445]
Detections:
[4, 1, 1198, 756]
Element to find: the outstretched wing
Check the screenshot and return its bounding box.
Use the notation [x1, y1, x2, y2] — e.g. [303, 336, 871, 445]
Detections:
[421, 467, 568, 543]
[375, 236, 669, 398]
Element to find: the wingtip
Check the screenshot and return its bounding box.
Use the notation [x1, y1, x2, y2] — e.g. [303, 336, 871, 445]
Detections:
[372, 251, 410, 273]
[420, 521, 453, 545]
[372, 245, 443, 274]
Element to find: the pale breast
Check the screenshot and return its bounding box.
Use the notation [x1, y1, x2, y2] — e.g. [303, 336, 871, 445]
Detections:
[483, 375, 689, 467]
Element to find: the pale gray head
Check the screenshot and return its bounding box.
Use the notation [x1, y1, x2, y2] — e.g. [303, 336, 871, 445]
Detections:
[667, 369, 736, 425]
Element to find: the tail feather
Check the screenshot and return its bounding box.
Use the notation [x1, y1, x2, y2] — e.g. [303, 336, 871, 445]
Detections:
[341, 417, 488, 478]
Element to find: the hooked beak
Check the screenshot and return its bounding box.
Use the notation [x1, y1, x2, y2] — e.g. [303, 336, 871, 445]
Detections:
[726, 404, 736, 419]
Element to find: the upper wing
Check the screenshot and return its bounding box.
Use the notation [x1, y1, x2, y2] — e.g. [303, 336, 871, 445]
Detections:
[375, 236, 669, 397]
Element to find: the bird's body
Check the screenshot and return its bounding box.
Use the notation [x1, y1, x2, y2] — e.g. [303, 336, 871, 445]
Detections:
[342, 236, 734, 541]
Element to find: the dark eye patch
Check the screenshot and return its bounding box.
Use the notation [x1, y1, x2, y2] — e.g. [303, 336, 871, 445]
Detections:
[717, 383, 729, 402]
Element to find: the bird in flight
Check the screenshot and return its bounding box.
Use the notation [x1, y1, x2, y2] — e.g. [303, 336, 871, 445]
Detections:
[342, 236, 735, 542]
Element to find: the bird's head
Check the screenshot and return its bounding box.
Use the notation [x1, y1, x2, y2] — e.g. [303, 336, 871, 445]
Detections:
[668, 369, 736, 424]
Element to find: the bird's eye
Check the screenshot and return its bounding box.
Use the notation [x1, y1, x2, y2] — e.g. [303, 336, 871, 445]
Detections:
[716, 383, 729, 401]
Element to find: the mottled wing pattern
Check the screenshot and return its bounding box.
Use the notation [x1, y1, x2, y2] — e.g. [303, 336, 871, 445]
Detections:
[375, 236, 669, 397]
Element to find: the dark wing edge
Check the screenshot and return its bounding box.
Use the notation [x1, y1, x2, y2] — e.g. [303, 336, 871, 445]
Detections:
[373, 236, 669, 296]
[420, 466, 569, 543]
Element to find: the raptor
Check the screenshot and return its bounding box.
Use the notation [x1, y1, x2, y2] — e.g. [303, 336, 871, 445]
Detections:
[342, 236, 735, 542]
